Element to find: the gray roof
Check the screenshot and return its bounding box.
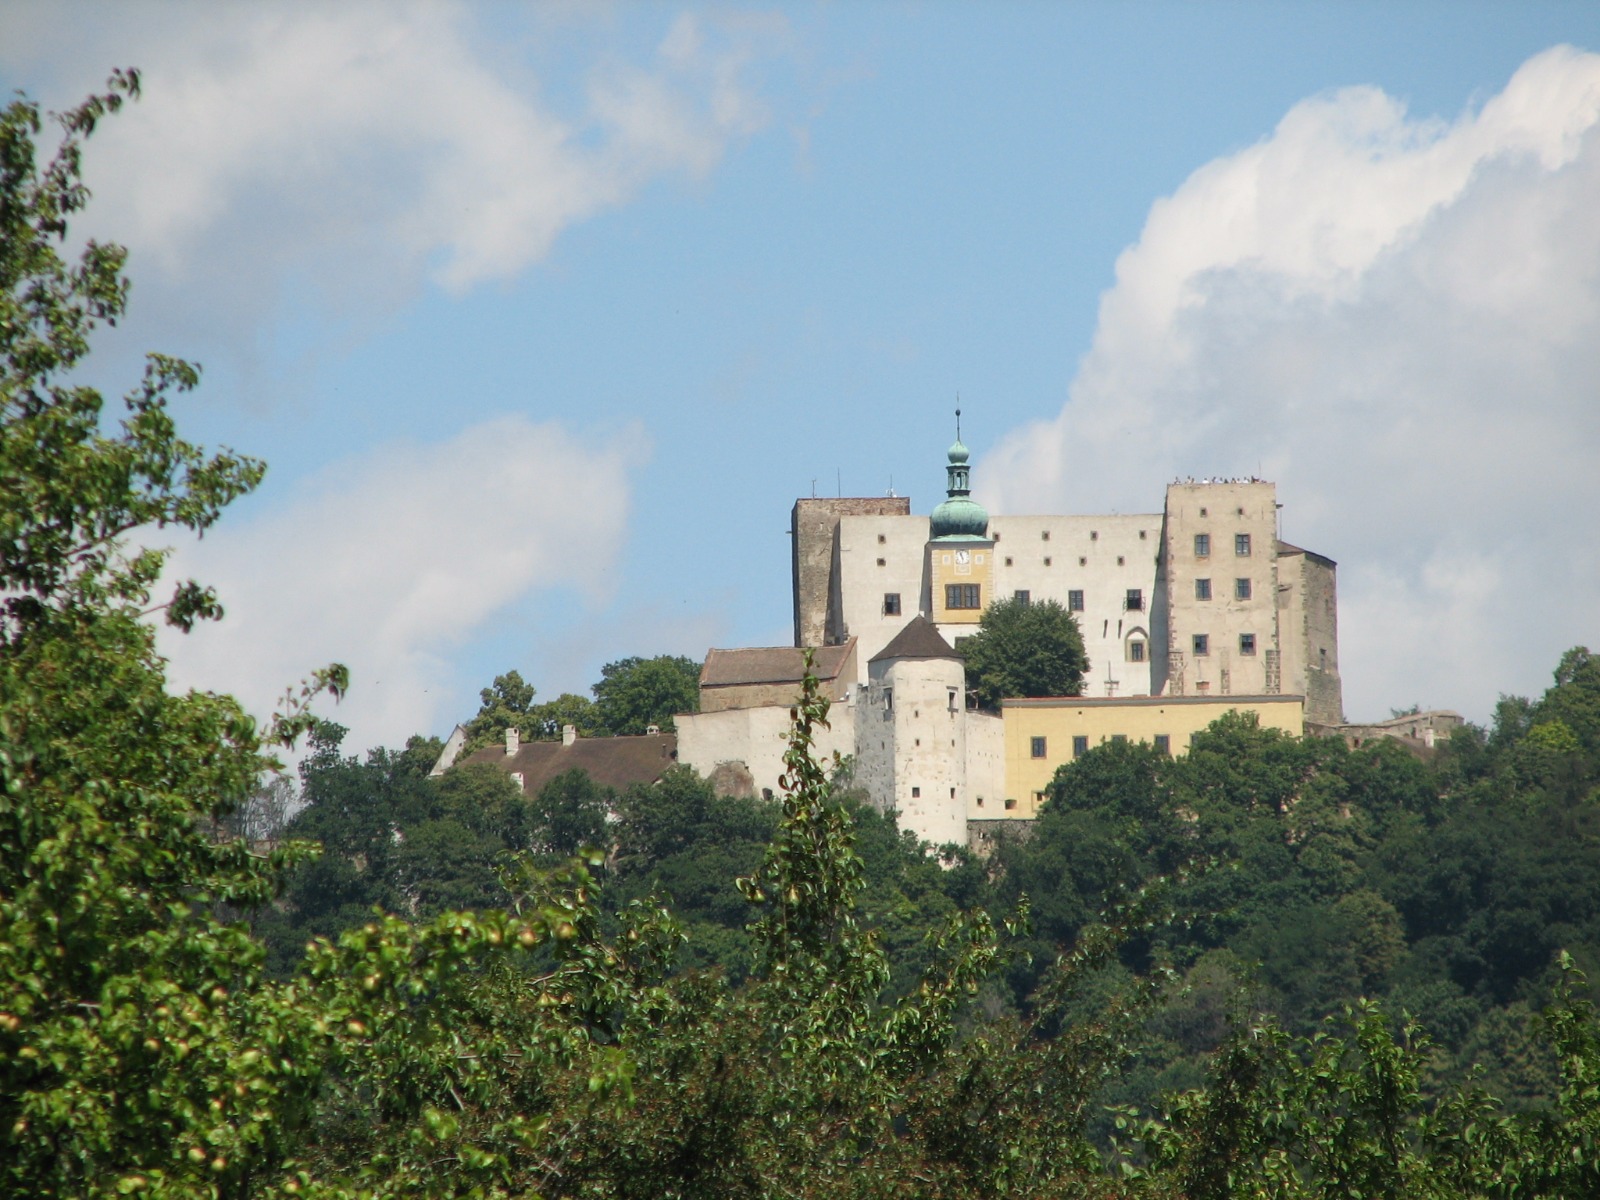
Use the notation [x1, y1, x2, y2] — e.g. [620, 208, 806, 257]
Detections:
[701, 641, 854, 688]
[870, 616, 957, 663]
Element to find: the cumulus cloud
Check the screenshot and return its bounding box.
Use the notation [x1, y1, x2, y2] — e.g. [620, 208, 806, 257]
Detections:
[155, 417, 647, 755]
[982, 45, 1600, 722]
[0, 1, 775, 323]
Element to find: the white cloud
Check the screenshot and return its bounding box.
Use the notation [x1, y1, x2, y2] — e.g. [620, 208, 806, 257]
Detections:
[982, 45, 1600, 722]
[1, 2, 776, 319]
[156, 417, 648, 755]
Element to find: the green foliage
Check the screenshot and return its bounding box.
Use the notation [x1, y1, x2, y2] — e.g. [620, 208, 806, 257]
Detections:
[962, 594, 1089, 710]
[591, 653, 701, 736]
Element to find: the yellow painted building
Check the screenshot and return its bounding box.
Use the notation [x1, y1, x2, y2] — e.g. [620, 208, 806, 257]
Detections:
[1001, 693, 1305, 816]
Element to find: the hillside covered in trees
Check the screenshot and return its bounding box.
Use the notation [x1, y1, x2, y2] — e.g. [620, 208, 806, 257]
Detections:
[10, 74, 1600, 1200]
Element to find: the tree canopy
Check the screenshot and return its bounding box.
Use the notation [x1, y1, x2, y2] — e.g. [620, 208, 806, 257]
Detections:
[962, 594, 1089, 710]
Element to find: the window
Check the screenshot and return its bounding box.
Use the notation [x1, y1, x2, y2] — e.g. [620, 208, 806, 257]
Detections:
[1235, 533, 1252, 556]
[1117, 555, 1125, 566]
[1005, 556, 1013, 566]
[1041, 530, 1051, 541]
[911, 786, 920, 798]
[1193, 633, 1210, 656]
[883, 592, 901, 616]
[948, 688, 958, 712]
[1125, 588, 1143, 611]
[1043, 556, 1052, 566]
[876, 558, 885, 566]
[1090, 530, 1098, 541]
[877, 533, 886, 544]
[950, 787, 956, 799]
[1078, 556, 1087, 566]
[883, 688, 893, 711]
[1240, 633, 1257, 656]
[1199, 507, 1208, 517]
[1194, 533, 1211, 557]
[1014, 590, 1030, 605]
[1030, 736, 1047, 759]
[1128, 639, 1146, 663]
[1067, 589, 1084, 612]
[949, 583, 981, 609]
[1005, 797, 1018, 810]
[1154, 734, 1170, 755]
[1195, 578, 1212, 600]
[1072, 735, 1089, 758]
[1139, 529, 1147, 540]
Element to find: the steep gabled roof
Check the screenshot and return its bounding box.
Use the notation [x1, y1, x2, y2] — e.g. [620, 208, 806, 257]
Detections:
[701, 640, 855, 688]
[870, 616, 957, 663]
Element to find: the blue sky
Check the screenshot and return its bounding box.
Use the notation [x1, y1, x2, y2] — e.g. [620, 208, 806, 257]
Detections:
[5, 2, 1599, 751]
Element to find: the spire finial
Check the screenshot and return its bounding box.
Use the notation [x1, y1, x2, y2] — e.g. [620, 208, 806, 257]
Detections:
[955, 396, 962, 442]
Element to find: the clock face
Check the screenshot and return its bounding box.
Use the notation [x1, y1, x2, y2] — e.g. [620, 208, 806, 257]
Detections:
[955, 550, 971, 565]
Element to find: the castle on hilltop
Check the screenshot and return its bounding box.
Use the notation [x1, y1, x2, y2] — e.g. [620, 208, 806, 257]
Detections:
[675, 424, 1346, 847]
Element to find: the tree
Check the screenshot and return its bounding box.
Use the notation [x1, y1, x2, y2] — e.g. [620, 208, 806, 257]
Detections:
[961, 595, 1088, 710]
[460, 668, 538, 751]
[591, 653, 700, 735]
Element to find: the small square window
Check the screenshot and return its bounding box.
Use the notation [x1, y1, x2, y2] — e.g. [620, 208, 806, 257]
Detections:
[1240, 633, 1257, 656]
[1154, 734, 1170, 755]
[876, 557, 885, 566]
[1043, 557, 1052, 567]
[1195, 578, 1212, 600]
[1078, 556, 1087, 566]
[1072, 735, 1089, 758]
[911, 786, 920, 798]
[1194, 533, 1211, 557]
[883, 592, 901, 616]
[1193, 633, 1210, 656]
[1235, 577, 1252, 600]
[1041, 530, 1051, 541]
[1235, 533, 1252, 556]
[1014, 590, 1030, 605]
[1005, 556, 1013, 566]
[1128, 639, 1146, 663]
[1125, 588, 1143, 611]
[1030, 736, 1047, 759]
[1067, 589, 1084, 612]
[1117, 555, 1125, 566]
[1005, 797, 1018, 810]
[1090, 530, 1098, 541]
[1199, 507, 1208, 517]
[1139, 529, 1147, 540]
[1236, 506, 1245, 516]
[877, 533, 886, 544]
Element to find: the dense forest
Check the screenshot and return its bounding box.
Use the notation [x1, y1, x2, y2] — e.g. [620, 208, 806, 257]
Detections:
[12, 74, 1600, 1199]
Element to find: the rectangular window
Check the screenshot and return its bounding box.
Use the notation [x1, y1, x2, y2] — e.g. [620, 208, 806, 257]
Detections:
[1072, 735, 1088, 758]
[1194, 533, 1211, 557]
[945, 583, 981, 610]
[911, 786, 920, 798]
[1030, 736, 1047, 759]
[1125, 588, 1143, 611]
[1067, 589, 1084, 612]
[1193, 633, 1210, 656]
[1128, 639, 1146, 663]
[1234, 577, 1252, 600]
[1235, 533, 1252, 556]
[883, 592, 901, 616]
[1154, 734, 1170, 755]
[1195, 578, 1212, 600]
[948, 688, 958, 712]
[883, 688, 893, 711]
[1240, 633, 1257, 656]
[1005, 797, 1018, 810]
[1013, 590, 1030, 605]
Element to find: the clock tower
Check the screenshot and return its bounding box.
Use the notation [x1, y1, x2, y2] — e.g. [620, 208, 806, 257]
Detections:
[926, 411, 993, 629]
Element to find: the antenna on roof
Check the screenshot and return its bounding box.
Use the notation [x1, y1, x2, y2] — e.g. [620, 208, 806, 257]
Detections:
[836, 468, 841, 497]
[887, 474, 896, 498]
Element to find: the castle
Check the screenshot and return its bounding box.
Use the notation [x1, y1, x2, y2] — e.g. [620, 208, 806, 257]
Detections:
[674, 425, 1346, 847]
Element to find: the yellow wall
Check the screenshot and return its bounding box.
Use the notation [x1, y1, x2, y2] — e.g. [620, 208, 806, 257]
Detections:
[928, 542, 995, 625]
[1001, 694, 1305, 817]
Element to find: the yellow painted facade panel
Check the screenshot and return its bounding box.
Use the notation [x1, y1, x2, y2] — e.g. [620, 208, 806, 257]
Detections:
[1001, 694, 1305, 816]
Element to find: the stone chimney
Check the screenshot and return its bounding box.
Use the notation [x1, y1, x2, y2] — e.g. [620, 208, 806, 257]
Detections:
[562, 724, 577, 747]
[646, 724, 660, 736]
[505, 726, 519, 756]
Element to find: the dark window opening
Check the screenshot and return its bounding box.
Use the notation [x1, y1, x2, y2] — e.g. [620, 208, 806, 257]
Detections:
[1068, 589, 1084, 612]
[1072, 735, 1089, 758]
[1030, 736, 1047, 758]
[1235, 577, 1252, 600]
[883, 592, 901, 616]
[1193, 633, 1210, 656]
[1014, 590, 1030, 605]
[1125, 588, 1144, 611]
[1154, 734, 1171, 755]
[945, 583, 981, 610]
[1194, 533, 1211, 557]
[1235, 533, 1252, 556]
[1240, 633, 1257, 656]
[1195, 578, 1212, 600]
